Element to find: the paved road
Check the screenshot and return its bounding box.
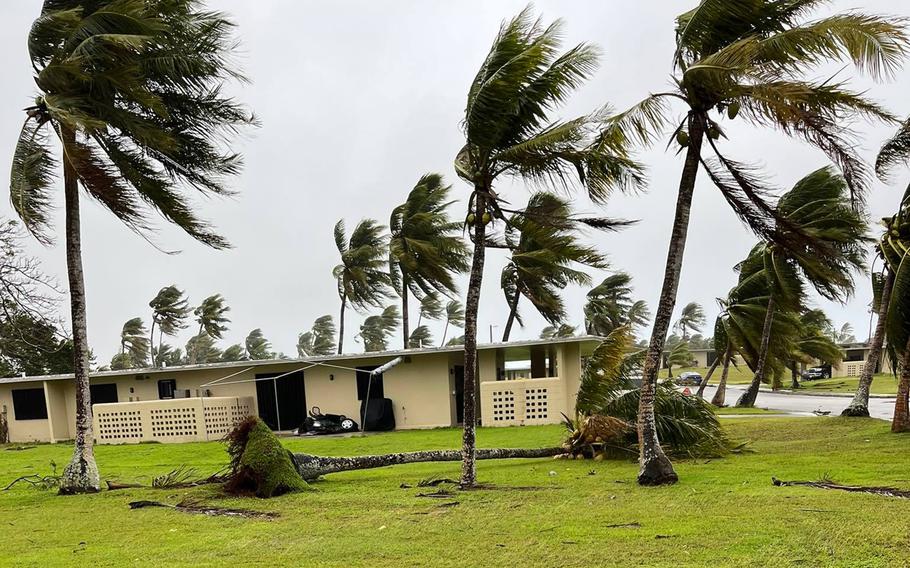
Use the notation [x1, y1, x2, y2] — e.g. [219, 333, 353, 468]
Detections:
[700, 385, 896, 420]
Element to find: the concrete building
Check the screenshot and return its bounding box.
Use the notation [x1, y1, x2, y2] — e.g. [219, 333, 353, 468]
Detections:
[0, 336, 600, 444]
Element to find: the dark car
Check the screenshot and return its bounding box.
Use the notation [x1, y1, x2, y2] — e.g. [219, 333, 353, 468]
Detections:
[294, 406, 359, 436]
[801, 366, 831, 381]
[675, 371, 703, 386]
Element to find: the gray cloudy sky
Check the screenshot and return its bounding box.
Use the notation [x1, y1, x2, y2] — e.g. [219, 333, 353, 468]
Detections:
[2, 1, 910, 365]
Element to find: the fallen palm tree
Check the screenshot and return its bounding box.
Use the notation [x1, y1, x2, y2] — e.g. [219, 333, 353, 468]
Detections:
[293, 447, 561, 481]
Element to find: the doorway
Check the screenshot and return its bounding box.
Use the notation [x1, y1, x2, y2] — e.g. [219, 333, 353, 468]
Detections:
[255, 371, 306, 431]
[453, 365, 465, 424]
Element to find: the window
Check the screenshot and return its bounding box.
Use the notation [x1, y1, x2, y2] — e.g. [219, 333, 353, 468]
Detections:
[356, 367, 384, 400]
[12, 388, 48, 420]
[90, 383, 119, 405]
[158, 379, 177, 399]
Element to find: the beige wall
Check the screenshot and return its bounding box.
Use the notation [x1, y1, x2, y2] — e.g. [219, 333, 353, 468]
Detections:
[0, 382, 52, 443]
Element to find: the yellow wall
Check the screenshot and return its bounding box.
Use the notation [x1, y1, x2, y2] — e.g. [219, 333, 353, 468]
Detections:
[0, 382, 51, 442]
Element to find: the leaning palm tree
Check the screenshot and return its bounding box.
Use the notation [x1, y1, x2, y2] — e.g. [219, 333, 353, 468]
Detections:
[408, 325, 433, 348]
[674, 302, 705, 341]
[389, 174, 469, 348]
[9, 1, 251, 493]
[583, 273, 650, 337]
[665, 340, 693, 379]
[297, 315, 337, 357]
[185, 332, 222, 364]
[788, 309, 842, 389]
[245, 328, 272, 360]
[500, 192, 609, 341]
[119, 317, 149, 368]
[453, 8, 644, 486]
[358, 305, 400, 352]
[844, 118, 910, 416]
[611, 1, 907, 484]
[439, 300, 465, 347]
[414, 292, 444, 330]
[736, 168, 868, 407]
[189, 294, 230, 364]
[149, 285, 190, 367]
[334, 219, 392, 354]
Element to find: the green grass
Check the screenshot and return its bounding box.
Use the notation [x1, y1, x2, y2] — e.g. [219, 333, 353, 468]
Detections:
[2, 420, 910, 567]
[677, 366, 898, 395]
[713, 406, 782, 415]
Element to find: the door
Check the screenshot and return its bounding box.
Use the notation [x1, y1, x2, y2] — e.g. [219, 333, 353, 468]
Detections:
[453, 365, 465, 424]
[255, 371, 306, 431]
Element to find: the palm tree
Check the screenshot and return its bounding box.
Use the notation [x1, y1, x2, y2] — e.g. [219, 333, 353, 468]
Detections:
[245, 329, 272, 360]
[189, 294, 230, 364]
[149, 285, 190, 367]
[665, 340, 693, 378]
[439, 300, 465, 347]
[674, 302, 705, 341]
[298, 315, 337, 357]
[153, 343, 184, 367]
[358, 306, 400, 352]
[408, 325, 433, 348]
[788, 309, 842, 389]
[415, 292, 444, 329]
[611, 2, 906, 484]
[185, 332, 222, 364]
[454, 8, 644, 486]
[389, 174, 469, 348]
[333, 219, 392, 354]
[500, 192, 609, 341]
[119, 317, 149, 368]
[583, 273, 650, 336]
[540, 324, 576, 339]
[221, 343, 246, 362]
[829, 322, 857, 343]
[9, 1, 251, 493]
[736, 167, 868, 407]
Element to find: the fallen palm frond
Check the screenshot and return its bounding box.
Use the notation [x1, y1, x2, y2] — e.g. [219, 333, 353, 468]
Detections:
[129, 498, 279, 519]
[771, 477, 910, 499]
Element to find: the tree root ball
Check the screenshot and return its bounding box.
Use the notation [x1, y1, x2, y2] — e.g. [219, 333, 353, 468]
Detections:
[224, 417, 308, 498]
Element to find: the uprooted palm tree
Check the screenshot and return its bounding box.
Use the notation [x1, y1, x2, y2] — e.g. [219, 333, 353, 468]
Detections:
[149, 285, 190, 367]
[674, 302, 705, 341]
[389, 174, 469, 349]
[583, 272, 650, 337]
[736, 168, 868, 407]
[189, 294, 230, 364]
[118, 317, 149, 368]
[844, 118, 910, 417]
[611, 0, 906, 484]
[439, 300, 464, 347]
[10, 1, 253, 493]
[453, 8, 644, 486]
[500, 192, 611, 341]
[357, 305, 400, 352]
[334, 219, 392, 354]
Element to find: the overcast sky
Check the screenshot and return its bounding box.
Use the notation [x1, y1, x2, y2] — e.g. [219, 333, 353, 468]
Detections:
[2, 1, 910, 366]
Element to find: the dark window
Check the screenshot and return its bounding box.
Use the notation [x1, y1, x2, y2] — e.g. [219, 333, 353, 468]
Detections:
[356, 366, 384, 400]
[12, 388, 48, 420]
[158, 379, 177, 399]
[90, 383, 119, 405]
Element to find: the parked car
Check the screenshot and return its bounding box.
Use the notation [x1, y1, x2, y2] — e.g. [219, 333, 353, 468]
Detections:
[675, 371, 703, 386]
[801, 366, 832, 381]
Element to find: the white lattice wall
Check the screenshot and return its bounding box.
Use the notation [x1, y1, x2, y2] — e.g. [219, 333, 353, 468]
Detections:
[480, 378, 564, 427]
[93, 397, 254, 444]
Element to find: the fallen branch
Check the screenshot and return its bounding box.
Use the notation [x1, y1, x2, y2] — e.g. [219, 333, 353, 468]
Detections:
[129, 499, 279, 519]
[105, 481, 143, 491]
[3, 474, 60, 491]
[294, 447, 562, 481]
[772, 477, 910, 499]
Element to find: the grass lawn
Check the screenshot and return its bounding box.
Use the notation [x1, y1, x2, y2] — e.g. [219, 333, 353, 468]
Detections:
[713, 406, 782, 415]
[677, 366, 898, 395]
[2, 419, 910, 567]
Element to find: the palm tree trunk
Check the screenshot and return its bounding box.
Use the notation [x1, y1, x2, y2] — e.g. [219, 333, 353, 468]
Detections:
[736, 294, 775, 408]
[440, 319, 449, 347]
[401, 275, 410, 349]
[294, 446, 561, 481]
[710, 351, 732, 406]
[461, 190, 488, 488]
[892, 336, 910, 433]
[58, 127, 100, 494]
[637, 112, 706, 486]
[695, 354, 721, 398]
[337, 293, 346, 355]
[501, 287, 520, 342]
[790, 362, 800, 389]
[844, 268, 894, 417]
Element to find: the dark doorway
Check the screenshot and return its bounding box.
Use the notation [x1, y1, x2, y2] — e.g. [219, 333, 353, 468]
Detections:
[90, 383, 119, 405]
[157, 379, 177, 399]
[255, 371, 306, 431]
[453, 365, 465, 424]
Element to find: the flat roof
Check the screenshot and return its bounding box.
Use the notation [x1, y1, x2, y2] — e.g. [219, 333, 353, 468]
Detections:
[0, 335, 603, 385]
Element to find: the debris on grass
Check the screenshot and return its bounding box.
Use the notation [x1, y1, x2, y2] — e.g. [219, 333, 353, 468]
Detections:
[3, 462, 59, 491]
[772, 477, 910, 499]
[128, 499, 279, 519]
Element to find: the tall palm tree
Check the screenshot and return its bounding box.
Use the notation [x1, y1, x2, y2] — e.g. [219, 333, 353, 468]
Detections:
[189, 294, 230, 364]
[500, 192, 609, 341]
[389, 174, 469, 348]
[612, 1, 906, 484]
[439, 300, 464, 347]
[454, 8, 643, 486]
[119, 317, 149, 368]
[583, 273, 650, 336]
[333, 219, 392, 354]
[149, 285, 190, 367]
[245, 328, 272, 360]
[9, 0, 251, 493]
[736, 167, 868, 407]
[358, 305, 400, 352]
[674, 302, 705, 341]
